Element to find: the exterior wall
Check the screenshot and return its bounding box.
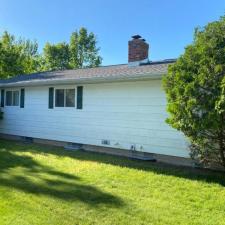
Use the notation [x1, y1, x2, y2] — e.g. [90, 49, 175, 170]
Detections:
[0, 80, 190, 158]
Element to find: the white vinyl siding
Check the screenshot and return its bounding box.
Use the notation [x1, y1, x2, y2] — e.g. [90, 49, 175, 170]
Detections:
[0, 80, 189, 158]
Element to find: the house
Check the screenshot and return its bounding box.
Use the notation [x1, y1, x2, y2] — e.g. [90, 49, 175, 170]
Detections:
[0, 35, 192, 166]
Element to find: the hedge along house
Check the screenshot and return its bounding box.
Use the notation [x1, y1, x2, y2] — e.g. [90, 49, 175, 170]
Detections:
[0, 35, 192, 166]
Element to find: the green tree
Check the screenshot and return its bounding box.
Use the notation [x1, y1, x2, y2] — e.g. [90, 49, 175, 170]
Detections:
[42, 42, 70, 71]
[18, 39, 40, 74]
[0, 28, 102, 77]
[0, 31, 39, 79]
[69, 27, 102, 68]
[163, 16, 225, 168]
[0, 32, 21, 78]
[42, 28, 102, 70]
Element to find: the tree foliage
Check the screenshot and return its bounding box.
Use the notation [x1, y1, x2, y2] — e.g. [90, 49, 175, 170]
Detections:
[0, 28, 102, 78]
[163, 16, 225, 168]
[43, 42, 70, 71]
[69, 27, 102, 68]
[0, 31, 40, 79]
[42, 27, 102, 71]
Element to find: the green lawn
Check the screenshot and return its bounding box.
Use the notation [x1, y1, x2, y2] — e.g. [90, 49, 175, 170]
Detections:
[0, 140, 225, 225]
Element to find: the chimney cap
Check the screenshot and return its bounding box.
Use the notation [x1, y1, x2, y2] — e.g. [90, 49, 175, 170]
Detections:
[132, 35, 142, 39]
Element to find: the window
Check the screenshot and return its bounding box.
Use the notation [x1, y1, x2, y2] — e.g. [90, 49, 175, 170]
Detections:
[55, 89, 75, 107]
[66, 89, 75, 107]
[55, 89, 64, 107]
[6, 91, 19, 106]
[13, 91, 19, 106]
[6, 91, 12, 106]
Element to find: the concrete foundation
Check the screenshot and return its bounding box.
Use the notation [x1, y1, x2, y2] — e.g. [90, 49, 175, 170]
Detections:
[0, 133, 195, 167]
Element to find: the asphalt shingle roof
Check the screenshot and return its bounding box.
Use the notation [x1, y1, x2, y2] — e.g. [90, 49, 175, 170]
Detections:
[0, 59, 175, 87]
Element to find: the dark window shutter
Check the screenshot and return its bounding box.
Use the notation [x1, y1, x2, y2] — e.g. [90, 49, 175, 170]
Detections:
[20, 89, 25, 108]
[49, 87, 54, 109]
[1, 89, 5, 107]
[77, 86, 83, 109]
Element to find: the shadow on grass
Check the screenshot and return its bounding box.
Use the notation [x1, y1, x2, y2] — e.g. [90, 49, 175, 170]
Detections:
[1, 139, 225, 188]
[0, 142, 124, 207]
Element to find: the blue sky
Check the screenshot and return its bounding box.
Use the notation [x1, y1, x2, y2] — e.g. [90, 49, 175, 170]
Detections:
[0, 0, 224, 65]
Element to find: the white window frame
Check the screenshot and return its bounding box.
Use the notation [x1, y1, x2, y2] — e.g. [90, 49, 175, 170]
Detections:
[5, 90, 20, 107]
[54, 88, 76, 108]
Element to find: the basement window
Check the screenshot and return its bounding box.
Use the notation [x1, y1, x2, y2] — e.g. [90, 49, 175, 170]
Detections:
[6, 90, 19, 106]
[55, 89, 75, 107]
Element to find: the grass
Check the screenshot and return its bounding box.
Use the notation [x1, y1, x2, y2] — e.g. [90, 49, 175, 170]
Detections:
[0, 140, 225, 225]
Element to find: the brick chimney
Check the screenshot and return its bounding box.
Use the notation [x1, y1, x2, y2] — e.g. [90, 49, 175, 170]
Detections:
[128, 35, 149, 66]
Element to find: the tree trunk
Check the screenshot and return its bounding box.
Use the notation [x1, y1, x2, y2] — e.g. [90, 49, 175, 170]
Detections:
[219, 142, 225, 168]
[219, 114, 225, 168]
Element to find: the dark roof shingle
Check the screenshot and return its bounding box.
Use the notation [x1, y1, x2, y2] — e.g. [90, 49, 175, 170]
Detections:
[0, 59, 175, 87]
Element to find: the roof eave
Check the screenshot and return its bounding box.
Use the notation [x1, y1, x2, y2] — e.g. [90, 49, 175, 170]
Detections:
[0, 72, 165, 88]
